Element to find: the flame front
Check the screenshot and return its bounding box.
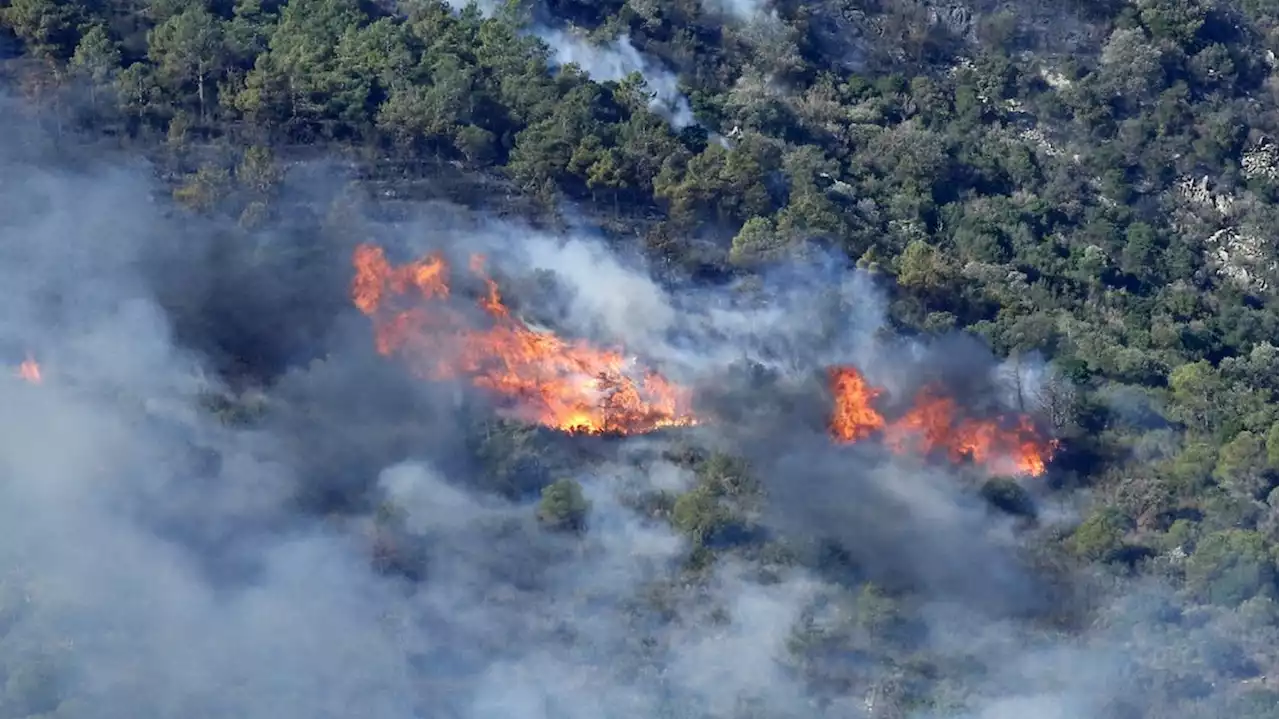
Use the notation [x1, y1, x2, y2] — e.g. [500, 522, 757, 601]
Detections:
[15, 355, 41, 384]
[350, 246, 1055, 473]
[351, 244, 697, 435]
[829, 365, 1058, 476]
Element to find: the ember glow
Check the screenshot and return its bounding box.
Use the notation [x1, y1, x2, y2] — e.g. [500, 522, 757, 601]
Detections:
[829, 366, 1058, 476]
[15, 355, 41, 384]
[351, 244, 698, 435]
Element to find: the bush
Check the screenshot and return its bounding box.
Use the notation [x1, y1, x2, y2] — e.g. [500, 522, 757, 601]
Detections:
[1184, 529, 1277, 606]
[537, 478, 590, 533]
[1070, 506, 1133, 561]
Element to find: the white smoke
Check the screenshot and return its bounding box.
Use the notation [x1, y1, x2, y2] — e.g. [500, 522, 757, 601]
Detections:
[0, 88, 1262, 719]
[429, 215, 887, 381]
[540, 29, 696, 129]
[441, 0, 503, 14]
[435, 1, 697, 130]
[0, 98, 833, 718]
[701, 0, 771, 22]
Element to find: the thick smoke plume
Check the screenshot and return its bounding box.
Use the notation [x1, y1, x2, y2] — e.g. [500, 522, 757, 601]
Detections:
[0, 93, 1248, 719]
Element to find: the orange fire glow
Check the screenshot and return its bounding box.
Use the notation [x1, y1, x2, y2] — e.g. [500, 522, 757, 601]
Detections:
[15, 355, 41, 384]
[828, 366, 886, 442]
[351, 244, 698, 435]
[351, 246, 1056, 475]
[829, 365, 1057, 476]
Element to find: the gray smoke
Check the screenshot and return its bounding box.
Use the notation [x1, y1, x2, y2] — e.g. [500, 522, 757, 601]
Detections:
[0, 95, 824, 719]
[0, 93, 1261, 719]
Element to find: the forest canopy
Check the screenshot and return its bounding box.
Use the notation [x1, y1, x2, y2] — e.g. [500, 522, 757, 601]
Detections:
[0, 0, 1276, 716]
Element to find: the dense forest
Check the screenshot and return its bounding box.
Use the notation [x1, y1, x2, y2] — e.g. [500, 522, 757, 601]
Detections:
[0, 0, 1276, 717]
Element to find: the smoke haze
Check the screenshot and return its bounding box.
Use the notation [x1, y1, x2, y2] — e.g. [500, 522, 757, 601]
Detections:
[0, 93, 1260, 719]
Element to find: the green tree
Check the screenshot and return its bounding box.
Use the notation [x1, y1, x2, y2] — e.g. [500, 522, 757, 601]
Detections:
[894, 240, 951, 300]
[335, 17, 414, 97]
[235, 145, 281, 195]
[377, 84, 451, 149]
[729, 216, 787, 268]
[1214, 431, 1275, 500]
[148, 5, 228, 121]
[615, 112, 685, 194]
[1167, 361, 1227, 433]
[584, 148, 629, 210]
[775, 192, 845, 245]
[0, 0, 87, 60]
[237, 0, 367, 133]
[672, 486, 728, 545]
[226, 0, 274, 60]
[70, 25, 122, 105]
[173, 164, 232, 213]
[115, 62, 162, 124]
[1097, 27, 1164, 103]
[1070, 506, 1133, 561]
[453, 124, 496, 167]
[981, 477, 1036, 518]
[1137, 0, 1206, 46]
[537, 478, 590, 532]
[506, 117, 580, 192]
[1163, 439, 1218, 497]
[1267, 420, 1279, 470]
[1184, 529, 1276, 606]
[654, 141, 774, 225]
[1120, 221, 1160, 282]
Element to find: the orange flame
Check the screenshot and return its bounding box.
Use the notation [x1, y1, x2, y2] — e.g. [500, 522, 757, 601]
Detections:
[351, 244, 698, 435]
[829, 365, 1057, 476]
[15, 355, 41, 384]
[828, 367, 886, 442]
[350, 246, 1055, 474]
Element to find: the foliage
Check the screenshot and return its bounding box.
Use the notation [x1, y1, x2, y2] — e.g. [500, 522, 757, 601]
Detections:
[0, 0, 1276, 713]
[537, 478, 590, 532]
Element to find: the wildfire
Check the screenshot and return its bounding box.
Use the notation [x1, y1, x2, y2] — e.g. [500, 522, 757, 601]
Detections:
[15, 355, 41, 384]
[828, 367, 885, 442]
[350, 245, 1056, 475]
[828, 366, 1057, 476]
[351, 244, 698, 435]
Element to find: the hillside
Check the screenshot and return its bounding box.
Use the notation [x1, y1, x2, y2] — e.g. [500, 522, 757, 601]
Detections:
[0, 0, 1276, 717]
